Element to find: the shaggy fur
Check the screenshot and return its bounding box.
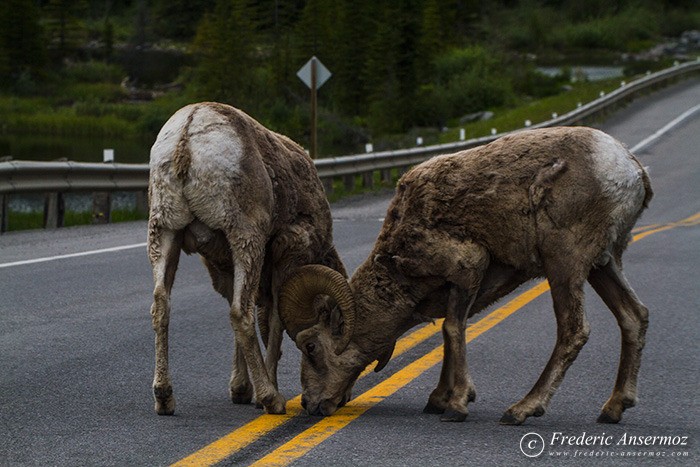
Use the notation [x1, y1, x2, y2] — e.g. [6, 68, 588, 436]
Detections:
[147, 102, 346, 415]
[285, 127, 652, 424]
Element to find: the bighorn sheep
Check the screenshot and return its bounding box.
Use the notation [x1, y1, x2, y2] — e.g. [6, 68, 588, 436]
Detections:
[147, 102, 346, 415]
[279, 127, 652, 424]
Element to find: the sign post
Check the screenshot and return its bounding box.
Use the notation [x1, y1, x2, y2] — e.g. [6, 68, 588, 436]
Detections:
[297, 56, 331, 159]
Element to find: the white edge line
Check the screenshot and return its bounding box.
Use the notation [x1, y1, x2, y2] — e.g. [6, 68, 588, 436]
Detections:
[630, 103, 700, 153]
[0, 242, 147, 269]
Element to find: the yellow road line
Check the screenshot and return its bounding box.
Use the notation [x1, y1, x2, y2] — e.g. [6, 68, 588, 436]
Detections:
[172, 282, 548, 467]
[172, 319, 446, 466]
[632, 211, 700, 242]
[251, 281, 551, 467]
[249, 211, 700, 466]
[173, 211, 700, 466]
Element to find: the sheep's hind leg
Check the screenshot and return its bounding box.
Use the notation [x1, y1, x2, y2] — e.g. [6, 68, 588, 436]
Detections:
[148, 225, 182, 415]
[263, 294, 284, 391]
[201, 258, 254, 405]
[588, 260, 648, 423]
[500, 277, 590, 425]
[228, 242, 285, 415]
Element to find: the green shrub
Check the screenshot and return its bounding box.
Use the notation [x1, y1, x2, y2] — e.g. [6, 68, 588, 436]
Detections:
[62, 60, 125, 84]
[561, 7, 659, 51]
[62, 82, 126, 103]
[413, 47, 515, 127]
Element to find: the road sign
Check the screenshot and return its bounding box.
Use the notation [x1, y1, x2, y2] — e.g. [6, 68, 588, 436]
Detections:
[297, 56, 331, 89]
[297, 57, 332, 159]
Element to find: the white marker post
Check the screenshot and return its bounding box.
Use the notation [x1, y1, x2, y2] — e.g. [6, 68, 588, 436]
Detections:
[103, 149, 114, 163]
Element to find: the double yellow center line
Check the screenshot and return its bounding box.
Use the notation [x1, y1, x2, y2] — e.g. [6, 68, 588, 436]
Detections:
[173, 211, 699, 466]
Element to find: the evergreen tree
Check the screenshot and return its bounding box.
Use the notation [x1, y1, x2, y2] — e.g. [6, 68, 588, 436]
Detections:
[419, 0, 442, 68]
[43, 0, 88, 59]
[0, 0, 47, 89]
[363, 3, 403, 132]
[192, 0, 258, 106]
[152, 0, 215, 40]
[131, 0, 150, 47]
[294, 0, 337, 62]
[266, 0, 300, 102]
[332, 0, 371, 116]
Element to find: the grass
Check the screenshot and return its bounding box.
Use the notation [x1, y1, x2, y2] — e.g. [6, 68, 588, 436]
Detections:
[325, 169, 401, 203]
[438, 77, 624, 144]
[6, 208, 148, 232]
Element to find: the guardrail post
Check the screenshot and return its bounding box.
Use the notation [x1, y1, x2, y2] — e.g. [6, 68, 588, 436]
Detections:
[0, 194, 8, 233]
[343, 175, 355, 192]
[380, 169, 392, 183]
[322, 177, 334, 196]
[136, 190, 149, 216]
[362, 171, 374, 189]
[92, 192, 111, 224]
[44, 192, 65, 229]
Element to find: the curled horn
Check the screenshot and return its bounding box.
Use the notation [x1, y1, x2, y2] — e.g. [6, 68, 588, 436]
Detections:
[279, 264, 356, 355]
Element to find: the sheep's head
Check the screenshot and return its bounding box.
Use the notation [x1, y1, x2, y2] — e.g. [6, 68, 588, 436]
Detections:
[279, 265, 363, 416]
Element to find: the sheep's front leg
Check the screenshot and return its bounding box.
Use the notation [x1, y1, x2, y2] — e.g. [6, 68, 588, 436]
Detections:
[500, 278, 590, 425]
[148, 224, 182, 415]
[229, 253, 286, 415]
[588, 260, 648, 423]
[424, 286, 477, 422]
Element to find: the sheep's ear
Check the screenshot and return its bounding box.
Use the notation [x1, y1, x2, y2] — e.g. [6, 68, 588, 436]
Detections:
[374, 340, 396, 372]
[329, 304, 344, 336]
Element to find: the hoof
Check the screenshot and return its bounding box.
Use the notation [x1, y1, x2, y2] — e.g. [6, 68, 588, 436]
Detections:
[262, 393, 286, 415]
[441, 408, 468, 422]
[154, 386, 175, 415]
[231, 393, 253, 405]
[499, 411, 524, 425]
[423, 401, 446, 414]
[230, 385, 253, 405]
[596, 411, 621, 424]
[468, 390, 476, 403]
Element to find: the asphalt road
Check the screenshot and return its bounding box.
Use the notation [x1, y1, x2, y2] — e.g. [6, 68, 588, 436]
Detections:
[1, 78, 699, 466]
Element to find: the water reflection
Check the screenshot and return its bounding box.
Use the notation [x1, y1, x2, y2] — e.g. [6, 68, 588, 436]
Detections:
[535, 66, 624, 82]
[0, 133, 153, 163]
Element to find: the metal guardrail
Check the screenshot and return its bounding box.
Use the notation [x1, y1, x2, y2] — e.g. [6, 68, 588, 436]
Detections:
[1, 60, 699, 232]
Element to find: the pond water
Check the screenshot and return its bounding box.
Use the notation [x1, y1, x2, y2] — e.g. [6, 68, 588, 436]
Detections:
[536, 65, 625, 81]
[0, 133, 153, 164]
[537, 65, 625, 81]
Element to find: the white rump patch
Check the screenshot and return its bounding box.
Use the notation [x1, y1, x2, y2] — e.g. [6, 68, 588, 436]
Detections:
[590, 129, 646, 248]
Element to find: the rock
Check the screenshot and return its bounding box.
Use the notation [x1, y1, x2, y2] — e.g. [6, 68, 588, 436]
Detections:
[459, 111, 494, 125]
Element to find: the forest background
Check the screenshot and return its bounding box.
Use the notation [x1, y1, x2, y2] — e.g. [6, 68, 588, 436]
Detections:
[1, 0, 698, 160]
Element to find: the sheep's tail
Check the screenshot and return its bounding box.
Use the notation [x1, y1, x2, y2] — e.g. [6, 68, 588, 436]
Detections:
[173, 107, 197, 180]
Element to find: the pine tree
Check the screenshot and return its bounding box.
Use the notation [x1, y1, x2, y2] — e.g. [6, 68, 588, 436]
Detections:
[192, 0, 258, 106]
[294, 0, 337, 62]
[0, 0, 47, 89]
[43, 0, 88, 59]
[419, 0, 442, 67]
[332, 0, 371, 116]
[152, 0, 215, 40]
